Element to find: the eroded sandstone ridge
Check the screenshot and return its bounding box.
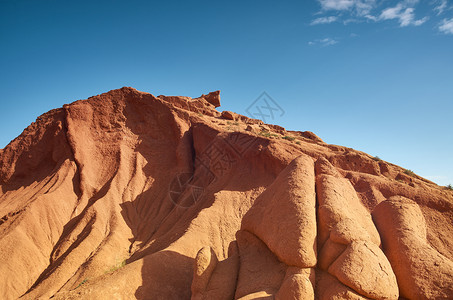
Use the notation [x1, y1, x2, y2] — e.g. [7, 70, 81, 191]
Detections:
[0, 87, 452, 299]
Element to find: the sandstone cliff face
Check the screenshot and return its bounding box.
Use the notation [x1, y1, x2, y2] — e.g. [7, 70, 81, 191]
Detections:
[0, 87, 452, 299]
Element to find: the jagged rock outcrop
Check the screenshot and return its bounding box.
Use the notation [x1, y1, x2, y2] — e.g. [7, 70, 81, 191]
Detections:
[241, 154, 317, 269]
[373, 196, 453, 299]
[0, 87, 452, 299]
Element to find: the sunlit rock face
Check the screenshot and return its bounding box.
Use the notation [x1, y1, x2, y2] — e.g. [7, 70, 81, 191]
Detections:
[0, 87, 452, 300]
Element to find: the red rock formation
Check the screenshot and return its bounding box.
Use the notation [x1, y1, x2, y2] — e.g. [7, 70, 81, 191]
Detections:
[0, 87, 452, 299]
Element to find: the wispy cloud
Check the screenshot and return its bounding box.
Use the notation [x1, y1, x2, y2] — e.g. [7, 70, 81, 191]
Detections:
[439, 17, 453, 34]
[308, 37, 339, 46]
[310, 16, 338, 25]
[342, 18, 362, 24]
[313, 0, 450, 36]
[317, 0, 377, 16]
[315, 0, 428, 25]
[434, 0, 448, 15]
[379, 3, 428, 27]
[364, 14, 378, 21]
[318, 0, 355, 10]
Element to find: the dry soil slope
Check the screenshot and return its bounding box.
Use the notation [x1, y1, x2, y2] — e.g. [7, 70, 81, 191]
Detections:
[0, 87, 452, 299]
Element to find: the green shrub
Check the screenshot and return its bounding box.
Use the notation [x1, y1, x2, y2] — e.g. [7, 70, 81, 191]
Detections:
[106, 259, 126, 273]
[372, 156, 381, 162]
[403, 169, 416, 177]
[446, 184, 453, 191]
[282, 135, 295, 141]
[76, 278, 88, 289]
[259, 130, 279, 138]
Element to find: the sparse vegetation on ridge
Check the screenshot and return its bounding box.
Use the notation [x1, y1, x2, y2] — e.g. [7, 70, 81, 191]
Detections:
[404, 169, 416, 177]
[105, 259, 127, 274]
[259, 130, 279, 138]
[282, 135, 295, 141]
[226, 121, 240, 131]
[75, 278, 88, 289]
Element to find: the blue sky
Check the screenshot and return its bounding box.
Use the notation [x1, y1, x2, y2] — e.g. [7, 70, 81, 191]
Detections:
[1, 0, 452, 185]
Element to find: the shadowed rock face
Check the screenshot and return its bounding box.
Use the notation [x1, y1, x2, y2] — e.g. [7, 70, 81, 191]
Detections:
[0, 87, 452, 300]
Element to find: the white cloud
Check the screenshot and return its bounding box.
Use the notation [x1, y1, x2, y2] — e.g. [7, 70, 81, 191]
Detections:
[364, 14, 378, 21]
[439, 18, 453, 34]
[343, 18, 363, 24]
[354, 0, 377, 15]
[403, 0, 420, 5]
[413, 16, 429, 26]
[321, 38, 339, 45]
[434, 0, 448, 15]
[313, 0, 443, 34]
[379, 3, 428, 27]
[318, 0, 355, 10]
[308, 37, 339, 46]
[380, 4, 404, 20]
[317, 0, 376, 16]
[310, 16, 338, 25]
